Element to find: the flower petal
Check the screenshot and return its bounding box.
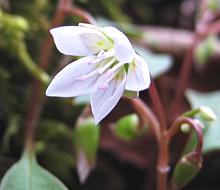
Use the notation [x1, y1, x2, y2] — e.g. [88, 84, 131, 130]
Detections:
[46, 55, 99, 97]
[125, 54, 151, 91]
[103, 26, 134, 63]
[50, 26, 111, 56]
[78, 23, 103, 31]
[90, 69, 126, 123]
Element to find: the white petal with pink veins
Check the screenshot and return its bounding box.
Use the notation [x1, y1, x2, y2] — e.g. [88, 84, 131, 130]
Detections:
[90, 68, 126, 123]
[46, 56, 99, 97]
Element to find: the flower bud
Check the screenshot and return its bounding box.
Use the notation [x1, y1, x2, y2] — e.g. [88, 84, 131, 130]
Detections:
[73, 117, 100, 183]
[112, 114, 147, 141]
[180, 123, 191, 133]
[172, 152, 203, 189]
[199, 106, 216, 121]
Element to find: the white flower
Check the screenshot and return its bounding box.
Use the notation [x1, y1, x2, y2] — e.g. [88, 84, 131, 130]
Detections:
[46, 23, 151, 123]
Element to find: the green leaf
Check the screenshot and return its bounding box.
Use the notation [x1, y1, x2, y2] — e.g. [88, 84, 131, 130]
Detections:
[0, 151, 68, 190]
[73, 118, 99, 183]
[113, 114, 147, 141]
[186, 89, 220, 154]
[134, 46, 173, 78]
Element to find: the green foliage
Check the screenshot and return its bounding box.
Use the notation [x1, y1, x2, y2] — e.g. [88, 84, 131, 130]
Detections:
[0, 9, 28, 51]
[0, 151, 68, 190]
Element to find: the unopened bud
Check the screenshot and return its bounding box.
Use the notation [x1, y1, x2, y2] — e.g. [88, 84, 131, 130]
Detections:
[180, 123, 191, 133]
[172, 152, 203, 189]
[113, 114, 146, 141]
[199, 106, 216, 121]
[73, 117, 100, 184]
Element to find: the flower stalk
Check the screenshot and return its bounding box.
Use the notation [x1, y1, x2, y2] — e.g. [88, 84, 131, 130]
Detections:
[148, 80, 169, 190]
[166, 116, 203, 155]
[123, 97, 160, 142]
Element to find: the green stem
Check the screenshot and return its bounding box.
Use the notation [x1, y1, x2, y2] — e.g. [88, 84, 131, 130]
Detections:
[182, 108, 200, 117]
[17, 43, 50, 85]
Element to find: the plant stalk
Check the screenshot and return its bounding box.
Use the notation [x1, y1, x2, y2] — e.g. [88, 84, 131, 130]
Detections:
[148, 79, 169, 190]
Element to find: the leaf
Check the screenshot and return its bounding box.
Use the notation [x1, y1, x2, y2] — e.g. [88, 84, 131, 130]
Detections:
[134, 46, 173, 78]
[0, 151, 68, 190]
[73, 118, 99, 183]
[186, 89, 220, 154]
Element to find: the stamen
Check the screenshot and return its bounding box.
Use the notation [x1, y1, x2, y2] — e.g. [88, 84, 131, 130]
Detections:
[90, 57, 104, 64]
[91, 49, 115, 65]
[107, 61, 125, 76]
[76, 68, 98, 81]
[97, 50, 105, 58]
[102, 68, 120, 86]
[103, 49, 114, 58]
[98, 57, 116, 74]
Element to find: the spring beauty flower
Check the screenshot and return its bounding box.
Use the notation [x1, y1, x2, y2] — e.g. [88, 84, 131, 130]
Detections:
[46, 23, 151, 123]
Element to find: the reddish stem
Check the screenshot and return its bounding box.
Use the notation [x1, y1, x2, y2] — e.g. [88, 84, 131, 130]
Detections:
[171, 36, 198, 117]
[171, 1, 220, 118]
[166, 116, 203, 155]
[123, 97, 160, 142]
[24, 0, 97, 151]
[149, 79, 167, 131]
[148, 79, 169, 190]
[24, 0, 72, 151]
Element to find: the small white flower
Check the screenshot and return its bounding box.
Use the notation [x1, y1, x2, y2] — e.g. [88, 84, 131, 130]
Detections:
[46, 23, 151, 123]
